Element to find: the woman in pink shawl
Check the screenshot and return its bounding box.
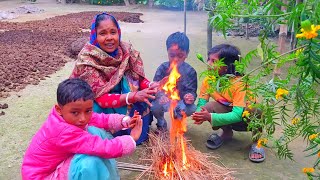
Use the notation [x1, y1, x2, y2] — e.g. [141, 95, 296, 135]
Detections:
[71, 13, 158, 144]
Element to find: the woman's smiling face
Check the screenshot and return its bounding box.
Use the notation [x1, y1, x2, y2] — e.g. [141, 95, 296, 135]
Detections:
[96, 18, 120, 53]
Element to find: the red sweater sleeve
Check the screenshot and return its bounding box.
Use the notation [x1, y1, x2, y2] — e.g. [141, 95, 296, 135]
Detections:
[95, 93, 123, 108]
[140, 78, 150, 90]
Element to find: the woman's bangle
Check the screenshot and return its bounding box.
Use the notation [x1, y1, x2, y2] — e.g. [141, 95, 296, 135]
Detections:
[126, 92, 132, 105]
[148, 82, 154, 88]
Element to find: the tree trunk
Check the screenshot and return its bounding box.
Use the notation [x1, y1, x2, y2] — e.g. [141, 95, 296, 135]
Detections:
[245, 22, 249, 40]
[274, 0, 288, 76]
[124, 0, 130, 6]
[148, 0, 154, 8]
[290, 0, 301, 50]
[243, 0, 249, 39]
[207, 17, 213, 51]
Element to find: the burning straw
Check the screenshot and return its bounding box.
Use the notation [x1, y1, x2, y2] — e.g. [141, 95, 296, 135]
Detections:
[136, 133, 235, 180]
[135, 62, 234, 179]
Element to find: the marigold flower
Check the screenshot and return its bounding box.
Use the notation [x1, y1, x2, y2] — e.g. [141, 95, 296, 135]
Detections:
[242, 110, 250, 118]
[275, 88, 289, 100]
[302, 167, 315, 174]
[318, 151, 320, 157]
[309, 134, 318, 141]
[296, 24, 320, 39]
[291, 117, 300, 125]
[256, 138, 268, 148]
[248, 105, 253, 109]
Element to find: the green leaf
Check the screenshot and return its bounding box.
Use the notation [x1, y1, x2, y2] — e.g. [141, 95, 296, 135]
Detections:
[310, 51, 320, 63]
[301, 20, 312, 30]
[257, 43, 264, 61]
[306, 149, 319, 157]
[314, 158, 320, 167]
[304, 143, 318, 152]
[311, 41, 320, 49]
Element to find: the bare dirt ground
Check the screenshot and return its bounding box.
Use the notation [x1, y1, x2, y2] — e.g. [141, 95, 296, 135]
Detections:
[0, 11, 143, 99]
[0, 0, 314, 179]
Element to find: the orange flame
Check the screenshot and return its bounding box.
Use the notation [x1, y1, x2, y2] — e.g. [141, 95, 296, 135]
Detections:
[161, 62, 189, 175]
[162, 62, 181, 100]
[163, 162, 168, 176]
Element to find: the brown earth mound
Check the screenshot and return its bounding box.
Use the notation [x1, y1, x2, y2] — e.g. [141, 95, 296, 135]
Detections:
[0, 11, 143, 99]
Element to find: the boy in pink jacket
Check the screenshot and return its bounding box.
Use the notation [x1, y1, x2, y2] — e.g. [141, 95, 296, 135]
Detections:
[21, 78, 142, 180]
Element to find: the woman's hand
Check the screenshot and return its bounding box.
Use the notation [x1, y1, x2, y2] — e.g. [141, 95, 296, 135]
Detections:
[183, 93, 195, 105]
[149, 76, 169, 92]
[131, 88, 157, 107]
[191, 107, 211, 125]
[130, 114, 143, 141]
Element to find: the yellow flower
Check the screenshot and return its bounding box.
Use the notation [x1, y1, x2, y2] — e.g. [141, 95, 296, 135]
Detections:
[302, 167, 315, 174]
[275, 88, 289, 100]
[242, 110, 250, 118]
[248, 105, 253, 109]
[309, 134, 318, 141]
[296, 24, 320, 39]
[256, 138, 268, 148]
[98, 1, 101, 4]
[318, 151, 320, 157]
[291, 117, 300, 125]
[295, 48, 303, 57]
[207, 75, 216, 82]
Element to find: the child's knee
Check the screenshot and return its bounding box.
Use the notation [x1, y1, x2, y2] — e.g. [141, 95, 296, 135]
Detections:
[71, 156, 107, 179]
[81, 156, 105, 168]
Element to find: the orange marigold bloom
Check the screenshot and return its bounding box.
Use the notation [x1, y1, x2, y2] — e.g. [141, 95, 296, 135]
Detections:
[302, 167, 315, 174]
[296, 24, 320, 39]
[276, 88, 289, 100]
[309, 134, 318, 141]
[257, 138, 268, 148]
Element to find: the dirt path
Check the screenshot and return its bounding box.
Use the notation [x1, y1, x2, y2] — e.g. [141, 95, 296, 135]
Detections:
[0, 0, 313, 179]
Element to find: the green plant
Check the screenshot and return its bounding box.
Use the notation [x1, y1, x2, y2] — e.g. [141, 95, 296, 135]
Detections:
[200, 0, 320, 179]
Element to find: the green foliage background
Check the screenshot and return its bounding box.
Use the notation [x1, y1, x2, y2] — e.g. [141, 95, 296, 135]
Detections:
[200, 0, 320, 178]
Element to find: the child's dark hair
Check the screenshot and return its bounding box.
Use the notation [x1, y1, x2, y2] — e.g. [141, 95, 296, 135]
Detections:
[57, 78, 94, 106]
[208, 44, 241, 75]
[166, 32, 189, 53]
[95, 13, 118, 29]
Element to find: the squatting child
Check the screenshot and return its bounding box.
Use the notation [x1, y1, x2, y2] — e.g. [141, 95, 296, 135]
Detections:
[21, 78, 142, 179]
[191, 44, 265, 163]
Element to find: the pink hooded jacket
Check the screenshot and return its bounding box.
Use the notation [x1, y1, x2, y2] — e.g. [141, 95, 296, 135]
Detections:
[21, 107, 136, 179]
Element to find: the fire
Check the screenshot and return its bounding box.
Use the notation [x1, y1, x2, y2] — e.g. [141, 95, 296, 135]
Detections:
[163, 162, 168, 176]
[162, 62, 181, 100]
[161, 62, 189, 176]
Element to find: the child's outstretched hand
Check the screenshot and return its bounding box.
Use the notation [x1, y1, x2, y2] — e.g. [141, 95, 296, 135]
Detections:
[129, 111, 141, 129]
[191, 107, 211, 125]
[130, 113, 143, 141]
